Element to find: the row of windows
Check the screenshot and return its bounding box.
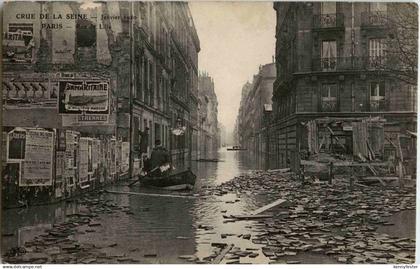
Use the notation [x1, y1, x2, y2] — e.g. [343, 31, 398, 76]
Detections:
[320, 2, 387, 15]
[134, 55, 170, 112]
[321, 39, 386, 58]
[276, 83, 417, 116]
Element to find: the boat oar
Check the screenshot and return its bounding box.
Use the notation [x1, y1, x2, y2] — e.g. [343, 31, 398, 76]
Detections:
[128, 166, 160, 187]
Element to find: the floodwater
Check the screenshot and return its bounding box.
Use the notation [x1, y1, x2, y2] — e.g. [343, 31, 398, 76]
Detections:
[1, 148, 416, 264]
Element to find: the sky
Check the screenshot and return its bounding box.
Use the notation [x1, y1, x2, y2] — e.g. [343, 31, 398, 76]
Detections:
[189, 1, 276, 132]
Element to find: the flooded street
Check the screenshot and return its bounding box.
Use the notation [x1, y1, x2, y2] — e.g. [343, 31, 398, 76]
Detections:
[2, 148, 416, 264]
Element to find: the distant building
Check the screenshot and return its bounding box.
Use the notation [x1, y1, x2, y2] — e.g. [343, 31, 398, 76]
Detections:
[219, 122, 228, 147]
[198, 72, 220, 159]
[235, 63, 276, 168]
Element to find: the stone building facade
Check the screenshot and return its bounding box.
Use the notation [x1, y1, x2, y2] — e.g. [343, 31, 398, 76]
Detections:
[1, 1, 202, 208]
[121, 2, 200, 174]
[271, 2, 417, 173]
[2, 1, 127, 208]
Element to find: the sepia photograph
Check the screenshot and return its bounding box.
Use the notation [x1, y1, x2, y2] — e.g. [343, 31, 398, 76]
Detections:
[0, 0, 418, 266]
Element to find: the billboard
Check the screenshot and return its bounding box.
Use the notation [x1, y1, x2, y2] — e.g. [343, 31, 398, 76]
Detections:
[58, 80, 109, 114]
[59, 79, 110, 126]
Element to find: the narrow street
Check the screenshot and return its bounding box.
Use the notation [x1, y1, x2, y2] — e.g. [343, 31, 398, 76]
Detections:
[2, 148, 415, 264]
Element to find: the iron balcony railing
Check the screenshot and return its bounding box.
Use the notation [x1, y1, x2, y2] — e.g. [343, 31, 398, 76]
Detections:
[321, 100, 338, 112]
[361, 11, 388, 27]
[312, 56, 388, 71]
[369, 99, 389, 112]
[313, 13, 344, 29]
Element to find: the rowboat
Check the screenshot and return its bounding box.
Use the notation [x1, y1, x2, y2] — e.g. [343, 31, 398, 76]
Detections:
[140, 169, 196, 190]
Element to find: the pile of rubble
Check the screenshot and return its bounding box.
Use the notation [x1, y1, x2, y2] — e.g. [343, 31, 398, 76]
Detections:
[206, 170, 416, 264]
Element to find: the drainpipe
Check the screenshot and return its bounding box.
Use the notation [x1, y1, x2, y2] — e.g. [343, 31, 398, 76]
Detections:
[128, 2, 134, 178]
[351, 3, 355, 112]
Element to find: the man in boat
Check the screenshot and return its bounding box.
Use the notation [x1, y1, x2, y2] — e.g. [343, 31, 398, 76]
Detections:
[139, 127, 150, 176]
[148, 139, 171, 177]
[139, 127, 149, 155]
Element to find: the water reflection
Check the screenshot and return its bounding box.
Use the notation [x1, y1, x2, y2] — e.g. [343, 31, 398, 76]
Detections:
[2, 201, 80, 254]
[1, 147, 416, 264]
[74, 188, 197, 263]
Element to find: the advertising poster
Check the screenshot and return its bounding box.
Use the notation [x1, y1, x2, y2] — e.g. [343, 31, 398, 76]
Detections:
[2, 76, 58, 108]
[99, 140, 106, 183]
[3, 23, 35, 63]
[64, 130, 79, 188]
[116, 141, 121, 173]
[92, 139, 100, 170]
[59, 79, 110, 126]
[79, 138, 89, 183]
[7, 129, 26, 161]
[58, 80, 109, 114]
[56, 129, 66, 151]
[3, 162, 21, 186]
[121, 142, 130, 174]
[65, 130, 79, 170]
[88, 139, 93, 173]
[2, 131, 8, 163]
[56, 151, 64, 178]
[110, 139, 116, 176]
[20, 129, 54, 186]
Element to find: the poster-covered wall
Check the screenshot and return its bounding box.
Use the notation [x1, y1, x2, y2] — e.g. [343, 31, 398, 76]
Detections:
[6, 128, 54, 187]
[2, 126, 121, 208]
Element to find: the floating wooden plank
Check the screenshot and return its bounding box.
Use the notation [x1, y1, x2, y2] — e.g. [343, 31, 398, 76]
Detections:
[363, 176, 398, 181]
[249, 198, 287, 215]
[105, 190, 197, 199]
[334, 162, 387, 167]
[362, 176, 398, 186]
[267, 168, 290, 173]
[302, 160, 387, 168]
[212, 244, 234, 264]
[162, 184, 193, 191]
[300, 160, 327, 167]
[232, 214, 273, 220]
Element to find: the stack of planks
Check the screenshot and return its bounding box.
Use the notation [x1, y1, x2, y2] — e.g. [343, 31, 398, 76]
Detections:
[307, 120, 319, 154]
[352, 120, 369, 160]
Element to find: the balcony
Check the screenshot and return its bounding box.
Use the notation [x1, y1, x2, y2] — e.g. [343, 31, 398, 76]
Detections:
[366, 56, 387, 70]
[361, 11, 388, 27]
[320, 57, 337, 71]
[313, 13, 344, 29]
[369, 99, 389, 112]
[321, 100, 338, 112]
[312, 56, 387, 72]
